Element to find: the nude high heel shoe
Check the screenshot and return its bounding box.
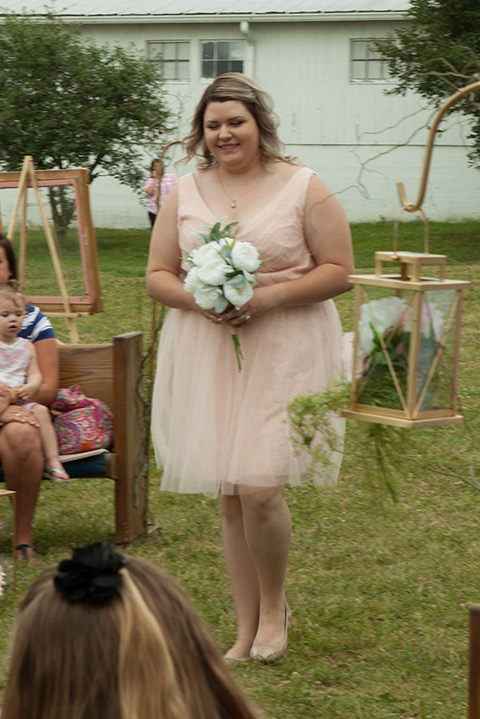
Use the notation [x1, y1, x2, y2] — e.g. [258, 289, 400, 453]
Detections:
[250, 603, 291, 664]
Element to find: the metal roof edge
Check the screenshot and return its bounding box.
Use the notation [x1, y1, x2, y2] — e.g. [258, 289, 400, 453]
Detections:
[0, 11, 408, 24]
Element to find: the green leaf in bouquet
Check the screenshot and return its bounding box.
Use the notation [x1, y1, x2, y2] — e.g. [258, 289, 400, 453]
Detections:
[222, 220, 239, 237]
[225, 274, 247, 288]
[214, 295, 229, 313]
[209, 220, 223, 240]
[220, 244, 233, 262]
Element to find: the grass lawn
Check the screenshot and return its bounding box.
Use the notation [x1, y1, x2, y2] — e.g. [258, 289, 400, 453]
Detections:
[1, 219, 479, 718]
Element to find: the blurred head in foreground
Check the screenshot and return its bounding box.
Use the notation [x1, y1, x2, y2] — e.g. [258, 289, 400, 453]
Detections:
[2, 541, 261, 719]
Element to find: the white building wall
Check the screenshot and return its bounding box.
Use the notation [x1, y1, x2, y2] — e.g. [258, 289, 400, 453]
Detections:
[75, 18, 479, 227]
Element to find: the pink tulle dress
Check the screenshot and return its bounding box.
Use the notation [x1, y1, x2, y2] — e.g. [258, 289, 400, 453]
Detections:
[151, 166, 345, 496]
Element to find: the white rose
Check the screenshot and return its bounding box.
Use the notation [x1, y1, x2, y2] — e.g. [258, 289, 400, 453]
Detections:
[230, 241, 261, 273]
[197, 256, 230, 286]
[190, 242, 221, 267]
[184, 267, 203, 294]
[358, 296, 406, 355]
[193, 286, 222, 310]
[403, 301, 443, 340]
[223, 282, 254, 310]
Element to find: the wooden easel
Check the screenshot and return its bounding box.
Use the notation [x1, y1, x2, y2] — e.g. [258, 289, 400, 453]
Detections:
[7, 155, 79, 342]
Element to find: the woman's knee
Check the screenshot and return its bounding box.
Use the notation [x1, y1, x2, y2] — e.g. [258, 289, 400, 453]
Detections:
[240, 486, 285, 519]
[0, 422, 42, 459]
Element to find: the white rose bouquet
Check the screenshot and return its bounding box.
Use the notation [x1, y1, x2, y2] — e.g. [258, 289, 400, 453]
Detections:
[184, 219, 262, 370]
[357, 295, 444, 408]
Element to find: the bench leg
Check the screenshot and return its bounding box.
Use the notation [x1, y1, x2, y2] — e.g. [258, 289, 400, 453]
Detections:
[469, 605, 480, 718]
[112, 333, 149, 545]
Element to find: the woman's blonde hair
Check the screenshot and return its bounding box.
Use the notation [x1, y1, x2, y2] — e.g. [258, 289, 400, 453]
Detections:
[183, 72, 295, 169]
[2, 549, 261, 719]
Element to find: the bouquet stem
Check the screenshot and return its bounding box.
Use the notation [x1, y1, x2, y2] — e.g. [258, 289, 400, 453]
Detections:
[231, 330, 244, 371]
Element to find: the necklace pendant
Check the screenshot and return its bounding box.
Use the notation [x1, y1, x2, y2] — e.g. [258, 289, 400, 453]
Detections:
[231, 200, 237, 209]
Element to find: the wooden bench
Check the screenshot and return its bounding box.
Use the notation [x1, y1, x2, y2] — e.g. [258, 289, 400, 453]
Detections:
[58, 331, 149, 545]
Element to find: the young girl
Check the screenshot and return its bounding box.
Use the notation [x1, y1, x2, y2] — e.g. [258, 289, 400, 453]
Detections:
[0, 283, 69, 484]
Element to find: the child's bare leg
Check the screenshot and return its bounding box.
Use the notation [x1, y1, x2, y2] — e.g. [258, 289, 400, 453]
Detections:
[31, 405, 69, 483]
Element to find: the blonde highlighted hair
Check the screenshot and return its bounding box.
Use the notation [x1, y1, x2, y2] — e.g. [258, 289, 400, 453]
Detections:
[2, 555, 262, 719]
[183, 72, 295, 169]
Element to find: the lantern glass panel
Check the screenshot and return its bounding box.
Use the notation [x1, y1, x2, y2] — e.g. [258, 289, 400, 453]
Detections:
[416, 289, 457, 412]
[355, 287, 414, 410]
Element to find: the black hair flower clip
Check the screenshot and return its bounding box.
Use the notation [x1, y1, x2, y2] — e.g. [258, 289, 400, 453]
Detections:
[54, 540, 125, 603]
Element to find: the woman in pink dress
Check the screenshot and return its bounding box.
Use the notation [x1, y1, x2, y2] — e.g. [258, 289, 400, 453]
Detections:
[146, 74, 354, 663]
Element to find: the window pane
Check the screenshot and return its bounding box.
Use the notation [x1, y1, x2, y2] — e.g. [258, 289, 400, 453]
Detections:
[217, 60, 229, 75]
[203, 42, 214, 60]
[231, 60, 243, 73]
[163, 62, 176, 80]
[217, 42, 229, 60]
[177, 42, 189, 60]
[148, 43, 163, 60]
[366, 47, 382, 61]
[177, 61, 189, 81]
[162, 43, 176, 60]
[351, 41, 367, 60]
[367, 61, 384, 79]
[202, 60, 214, 78]
[230, 42, 244, 61]
[351, 62, 366, 80]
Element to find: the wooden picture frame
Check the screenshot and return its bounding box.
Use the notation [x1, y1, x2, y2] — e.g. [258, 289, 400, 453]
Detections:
[0, 160, 103, 316]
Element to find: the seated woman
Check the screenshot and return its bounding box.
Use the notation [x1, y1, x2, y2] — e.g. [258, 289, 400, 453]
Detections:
[1, 541, 262, 719]
[0, 233, 59, 561]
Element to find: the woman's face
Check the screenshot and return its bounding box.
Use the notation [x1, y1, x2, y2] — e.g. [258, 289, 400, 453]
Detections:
[0, 247, 12, 284]
[203, 100, 261, 172]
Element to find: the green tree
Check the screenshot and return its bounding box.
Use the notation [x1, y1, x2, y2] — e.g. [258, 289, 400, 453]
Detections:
[376, 0, 480, 167]
[0, 12, 175, 234]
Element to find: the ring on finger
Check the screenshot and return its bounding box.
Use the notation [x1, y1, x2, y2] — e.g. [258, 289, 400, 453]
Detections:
[244, 314, 251, 322]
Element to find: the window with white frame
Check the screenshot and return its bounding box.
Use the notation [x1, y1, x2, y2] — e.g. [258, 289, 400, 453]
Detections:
[147, 41, 190, 81]
[201, 41, 245, 79]
[350, 39, 389, 81]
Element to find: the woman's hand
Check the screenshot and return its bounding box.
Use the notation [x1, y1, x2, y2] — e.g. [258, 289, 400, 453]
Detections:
[0, 405, 39, 427]
[204, 286, 280, 327]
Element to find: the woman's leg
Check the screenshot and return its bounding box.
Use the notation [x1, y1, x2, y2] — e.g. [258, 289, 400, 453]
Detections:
[0, 422, 43, 555]
[222, 495, 260, 659]
[240, 486, 292, 651]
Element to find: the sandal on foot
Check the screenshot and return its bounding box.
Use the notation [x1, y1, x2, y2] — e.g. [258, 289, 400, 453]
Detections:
[43, 466, 70, 484]
[15, 543, 36, 561]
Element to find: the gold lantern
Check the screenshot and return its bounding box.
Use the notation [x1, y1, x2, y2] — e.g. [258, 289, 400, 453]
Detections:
[343, 80, 479, 430]
[343, 248, 470, 428]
